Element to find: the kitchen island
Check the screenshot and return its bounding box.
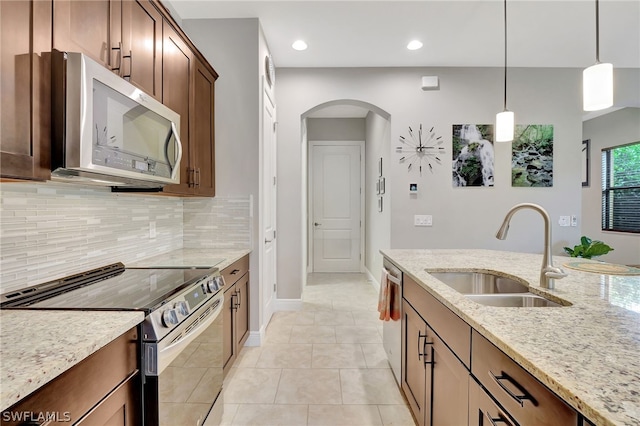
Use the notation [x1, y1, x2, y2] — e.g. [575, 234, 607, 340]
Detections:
[381, 249, 640, 426]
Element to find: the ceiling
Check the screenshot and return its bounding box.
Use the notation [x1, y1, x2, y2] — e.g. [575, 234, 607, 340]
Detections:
[165, 0, 640, 69]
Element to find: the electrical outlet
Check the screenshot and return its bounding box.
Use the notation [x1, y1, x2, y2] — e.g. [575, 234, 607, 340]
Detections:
[414, 215, 433, 227]
[571, 215, 578, 227]
[149, 221, 156, 239]
[558, 216, 570, 227]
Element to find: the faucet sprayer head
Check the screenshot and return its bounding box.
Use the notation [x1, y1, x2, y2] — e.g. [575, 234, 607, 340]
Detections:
[496, 221, 510, 240]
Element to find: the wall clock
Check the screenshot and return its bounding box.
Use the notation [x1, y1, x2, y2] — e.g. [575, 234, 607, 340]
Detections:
[265, 54, 275, 87]
[397, 124, 445, 176]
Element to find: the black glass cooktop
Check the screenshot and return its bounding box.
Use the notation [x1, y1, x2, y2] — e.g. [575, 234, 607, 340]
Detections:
[8, 267, 215, 312]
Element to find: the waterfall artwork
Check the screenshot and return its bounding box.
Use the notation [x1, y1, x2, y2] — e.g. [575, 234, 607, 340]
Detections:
[511, 124, 554, 187]
[452, 124, 495, 187]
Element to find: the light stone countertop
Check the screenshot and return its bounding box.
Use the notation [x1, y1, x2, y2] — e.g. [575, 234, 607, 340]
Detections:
[0, 310, 144, 412]
[381, 249, 640, 426]
[126, 248, 251, 272]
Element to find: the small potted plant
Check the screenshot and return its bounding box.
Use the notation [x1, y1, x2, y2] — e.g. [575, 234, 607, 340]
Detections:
[563, 236, 614, 259]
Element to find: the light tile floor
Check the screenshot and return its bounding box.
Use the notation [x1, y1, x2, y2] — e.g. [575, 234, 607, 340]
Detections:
[221, 273, 415, 426]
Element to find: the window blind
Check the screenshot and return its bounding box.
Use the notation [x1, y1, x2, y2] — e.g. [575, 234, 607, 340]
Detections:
[601, 142, 640, 233]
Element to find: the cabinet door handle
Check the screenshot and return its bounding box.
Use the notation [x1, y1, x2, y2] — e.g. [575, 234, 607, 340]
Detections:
[122, 50, 132, 79]
[235, 288, 241, 308]
[484, 411, 515, 426]
[417, 331, 426, 360]
[423, 339, 434, 366]
[111, 41, 123, 75]
[489, 371, 538, 407]
[195, 168, 201, 187]
[230, 294, 238, 311]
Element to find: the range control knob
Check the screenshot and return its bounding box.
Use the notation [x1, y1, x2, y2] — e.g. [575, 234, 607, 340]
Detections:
[161, 309, 179, 327]
[215, 276, 225, 289]
[206, 278, 218, 293]
[175, 301, 189, 316]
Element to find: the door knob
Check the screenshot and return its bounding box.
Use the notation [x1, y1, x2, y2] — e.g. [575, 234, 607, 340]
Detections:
[314, 222, 321, 226]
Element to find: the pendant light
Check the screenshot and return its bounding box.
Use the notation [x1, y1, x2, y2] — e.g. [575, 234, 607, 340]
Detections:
[496, 0, 514, 142]
[583, 0, 613, 111]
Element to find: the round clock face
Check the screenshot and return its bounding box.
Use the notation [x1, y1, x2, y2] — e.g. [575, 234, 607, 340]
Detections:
[265, 55, 275, 87]
[397, 124, 445, 176]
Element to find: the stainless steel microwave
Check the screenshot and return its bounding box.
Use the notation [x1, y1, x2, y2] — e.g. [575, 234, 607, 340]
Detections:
[51, 50, 182, 188]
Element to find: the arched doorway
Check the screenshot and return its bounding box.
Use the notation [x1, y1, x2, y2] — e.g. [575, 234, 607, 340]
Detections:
[301, 99, 391, 282]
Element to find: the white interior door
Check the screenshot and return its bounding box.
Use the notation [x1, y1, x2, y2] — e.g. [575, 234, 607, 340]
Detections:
[311, 143, 362, 272]
[262, 88, 277, 323]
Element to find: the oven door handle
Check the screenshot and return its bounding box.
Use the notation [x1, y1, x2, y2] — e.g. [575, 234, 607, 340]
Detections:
[156, 295, 223, 375]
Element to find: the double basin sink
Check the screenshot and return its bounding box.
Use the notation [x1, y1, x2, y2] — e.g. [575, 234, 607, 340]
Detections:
[428, 271, 566, 308]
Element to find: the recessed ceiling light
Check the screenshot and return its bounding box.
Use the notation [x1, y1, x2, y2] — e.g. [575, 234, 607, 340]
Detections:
[292, 40, 308, 51]
[407, 40, 423, 51]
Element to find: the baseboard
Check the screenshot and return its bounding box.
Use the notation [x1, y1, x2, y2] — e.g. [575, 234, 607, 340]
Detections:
[244, 329, 264, 347]
[274, 298, 304, 311]
[366, 267, 381, 292]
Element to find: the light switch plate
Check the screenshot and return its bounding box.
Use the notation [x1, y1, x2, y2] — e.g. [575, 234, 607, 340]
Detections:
[558, 216, 570, 227]
[414, 215, 433, 227]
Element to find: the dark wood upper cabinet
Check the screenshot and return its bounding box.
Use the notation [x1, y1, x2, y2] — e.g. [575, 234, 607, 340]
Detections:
[191, 59, 216, 197]
[160, 20, 193, 195]
[53, 0, 121, 69]
[122, 0, 162, 101]
[0, 0, 51, 181]
[3, 0, 217, 194]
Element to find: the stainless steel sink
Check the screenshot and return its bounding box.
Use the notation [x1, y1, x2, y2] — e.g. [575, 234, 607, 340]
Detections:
[427, 270, 567, 308]
[465, 294, 563, 308]
[428, 271, 529, 294]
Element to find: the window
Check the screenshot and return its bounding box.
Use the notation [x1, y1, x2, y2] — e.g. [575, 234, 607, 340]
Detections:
[601, 142, 640, 233]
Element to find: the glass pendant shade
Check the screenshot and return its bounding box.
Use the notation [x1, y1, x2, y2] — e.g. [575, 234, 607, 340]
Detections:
[583, 62, 613, 111]
[496, 110, 515, 142]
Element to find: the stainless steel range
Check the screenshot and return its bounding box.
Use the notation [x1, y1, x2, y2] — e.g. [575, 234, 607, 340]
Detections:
[0, 263, 225, 426]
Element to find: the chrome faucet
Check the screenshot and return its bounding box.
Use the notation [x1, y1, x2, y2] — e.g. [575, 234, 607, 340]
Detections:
[496, 203, 567, 289]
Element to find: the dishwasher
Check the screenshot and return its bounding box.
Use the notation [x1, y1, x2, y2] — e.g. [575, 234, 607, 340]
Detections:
[382, 258, 402, 385]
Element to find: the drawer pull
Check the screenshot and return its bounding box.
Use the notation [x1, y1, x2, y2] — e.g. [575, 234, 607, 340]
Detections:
[490, 371, 538, 407]
[230, 269, 240, 275]
[484, 411, 515, 426]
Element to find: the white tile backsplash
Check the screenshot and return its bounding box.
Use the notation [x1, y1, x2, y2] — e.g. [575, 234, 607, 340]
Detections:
[183, 196, 251, 250]
[0, 181, 251, 295]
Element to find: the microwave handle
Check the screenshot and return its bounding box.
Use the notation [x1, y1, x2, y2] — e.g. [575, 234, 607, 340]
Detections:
[168, 121, 183, 181]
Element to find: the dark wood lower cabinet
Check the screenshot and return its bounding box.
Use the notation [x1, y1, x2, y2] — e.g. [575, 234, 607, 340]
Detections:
[401, 301, 429, 426]
[469, 377, 516, 426]
[75, 372, 140, 426]
[0, 328, 140, 426]
[397, 267, 583, 426]
[222, 255, 250, 376]
[402, 298, 468, 426]
[431, 328, 469, 426]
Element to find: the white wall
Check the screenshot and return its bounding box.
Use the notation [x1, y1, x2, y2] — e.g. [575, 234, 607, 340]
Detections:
[582, 107, 640, 266]
[182, 18, 264, 335]
[276, 66, 586, 300]
[365, 112, 391, 281]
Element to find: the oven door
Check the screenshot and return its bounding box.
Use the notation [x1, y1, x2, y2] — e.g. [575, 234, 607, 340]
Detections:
[143, 292, 224, 426]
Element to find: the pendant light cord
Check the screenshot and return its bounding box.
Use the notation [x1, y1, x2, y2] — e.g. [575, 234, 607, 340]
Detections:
[503, 0, 508, 110]
[595, 0, 600, 63]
